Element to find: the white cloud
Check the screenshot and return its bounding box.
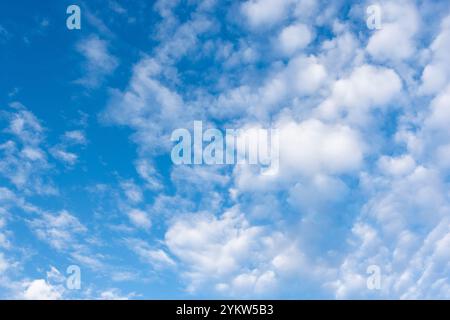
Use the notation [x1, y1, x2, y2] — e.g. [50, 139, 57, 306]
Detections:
[424, 85, 450, 131]
[366, 0, 420, 62]
[232, 118, 364, 207]
[50, 130, 86, 166]
[121, 181, 143, 204]
[64, 130, 87, 145]
[165, 209, 262, 281]
[75, 35, 118, 88]
[125, 238, 175, 269]
[135, 159, 163, 190]
[0, 234, 8, 249]
[279, 119, 364, 176]
[219, 270, 277, 295]
[99, 288, 134, 300]
[6, 103, 44, 146]
[109, 1, 127, 15]
[154, 11, 213, 65]
[102, 57, 186, 152]
[319, 29, 363, 75]
[287, 174, 349, 213]
[70, 252, 104, 270]
[292, 0, 318, 20]
[21, 147, 45, 161]
[0, 104, 58, 195]
[377, 154, 416, 177]
[278, 23, 313, 56]
[241, 0, 294, 29]
[171, 165, 229, 193]
[164, 208, 291, 295]
[143, 249, 175, 268]
[163, 205, 327, 296]
[331, 158, 450, 298]
[67, 0, 450, 299]
[29, 210, 87, 250]
[402, 84, 450, 168]
[209, 55, 327, 119]
[316, 64, 402, 124]
[126, 209, 151, 230]
[23, 279, 62, 300]
[0, 253, 9, 273]
[46, 266, 66, 284]
[288, 55, 328, 95]
[419, 15, 450, 95]
[51, 148, 78, 165]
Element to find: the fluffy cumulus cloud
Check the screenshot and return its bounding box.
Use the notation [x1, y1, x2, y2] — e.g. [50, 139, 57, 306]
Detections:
[241, 0, 294, 29]
[419, 16, 450, 95]
[22, 279, 62, 300]
[278, 23, 313, 56]
[278, 119, 364, 176]
[366, 0, 420, 62]
[316, 65, 402, 124]
[165, 208, 281, 295]
[2, 0, 450, 299]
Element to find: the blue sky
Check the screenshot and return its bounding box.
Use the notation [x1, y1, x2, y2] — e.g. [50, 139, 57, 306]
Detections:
[1, 0, 450, 299]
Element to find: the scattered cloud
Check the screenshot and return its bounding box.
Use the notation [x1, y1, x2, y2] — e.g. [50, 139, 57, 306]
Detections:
[75, 35, 118, 88]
